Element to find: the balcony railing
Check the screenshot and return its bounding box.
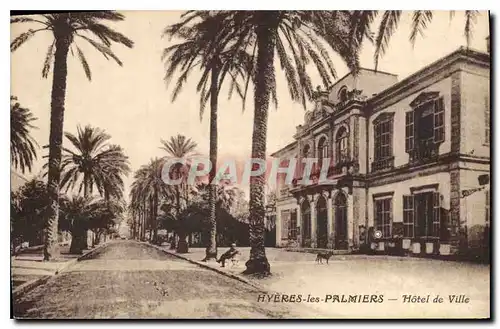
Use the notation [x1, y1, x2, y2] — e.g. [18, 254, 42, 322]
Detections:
[279, 186, 291, 198]
[409, 141, 439, 163]
[371, 156, 395, 172]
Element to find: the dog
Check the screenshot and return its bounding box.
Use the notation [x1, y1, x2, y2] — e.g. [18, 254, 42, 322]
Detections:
[315, 251, 334, 264]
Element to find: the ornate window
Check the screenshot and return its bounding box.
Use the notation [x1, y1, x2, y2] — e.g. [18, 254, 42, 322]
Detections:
[335, 127, 349, 163]
[317, 136, 328, 168]
[289, 209, 298, 240]
[405, 92, 445, 163]
[372, 112, 394, 171]
[281, 209, 290, 241]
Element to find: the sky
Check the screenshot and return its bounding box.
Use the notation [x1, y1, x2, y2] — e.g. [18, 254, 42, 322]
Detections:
[10, 11, 490, 201]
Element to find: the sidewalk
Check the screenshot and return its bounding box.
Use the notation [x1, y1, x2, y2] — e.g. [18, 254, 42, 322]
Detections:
[11, 243, 101, 292]
[160, 246, 490, 318]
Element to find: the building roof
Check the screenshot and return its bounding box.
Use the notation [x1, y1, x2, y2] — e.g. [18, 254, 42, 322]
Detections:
[370, 47, 489, 108]
[270, 47, 490, 157]
[327, 67, 398, 92]
[270, 140, 297, 157]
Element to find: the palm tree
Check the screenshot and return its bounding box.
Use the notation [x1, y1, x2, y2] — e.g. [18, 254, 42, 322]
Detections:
[129, 158, 173, 244]
[11, 12, 134, 260]
[59, 125, 130, 253]
[175, 11, 358, 275]
[160, 134, 198, 253]
[10, 96, 38, 174]
[163, 13, 251, 261]
[59, 195, 99, 252]
[346, 11, 480, 70]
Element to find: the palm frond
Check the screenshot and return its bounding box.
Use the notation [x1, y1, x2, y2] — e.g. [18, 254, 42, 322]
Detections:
[409, 11, 433, 46]
[374, 11, 401, 70]
[11, 30, 35, 52]
[76, 46, 92, 80]
[464, 10, 478, 47]
[42, 40, 55, 78]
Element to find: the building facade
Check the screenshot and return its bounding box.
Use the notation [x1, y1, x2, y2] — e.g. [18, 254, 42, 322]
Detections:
[272, 47, 490, 259]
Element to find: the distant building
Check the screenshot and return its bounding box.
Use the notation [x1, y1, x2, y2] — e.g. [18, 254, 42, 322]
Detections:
[272, 47, 490, 259]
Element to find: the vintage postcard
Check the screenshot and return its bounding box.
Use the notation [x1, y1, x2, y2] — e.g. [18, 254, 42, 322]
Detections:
[10, 10, 490, 319]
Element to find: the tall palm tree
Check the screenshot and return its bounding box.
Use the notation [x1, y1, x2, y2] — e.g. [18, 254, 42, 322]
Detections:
[163, 13, 251, 261]
[59, 125, 130, 253]
[11, 12, 134, 260]
[129, 158, 173, 244]
[10, 96, 38, 174]
[346, 10, 480, 70]
[160, 134, 198, 253]
[177, 11, 358, 275]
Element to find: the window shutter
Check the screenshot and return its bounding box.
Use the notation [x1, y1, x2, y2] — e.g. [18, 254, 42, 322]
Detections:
[403, 195, 414, 238]
[434, 97, 445, 143]
[432, 192, 441, 237]
[405, 111, 414, 153]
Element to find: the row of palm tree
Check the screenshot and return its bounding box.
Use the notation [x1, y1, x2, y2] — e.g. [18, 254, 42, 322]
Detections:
[12, 178, 124, 255]
[12, 10, 479, 273]
[11, 12, 134, 260]
[129, 135, 198, 251]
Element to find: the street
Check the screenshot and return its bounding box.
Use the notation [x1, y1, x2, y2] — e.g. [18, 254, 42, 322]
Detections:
[12, 240, 320, 319]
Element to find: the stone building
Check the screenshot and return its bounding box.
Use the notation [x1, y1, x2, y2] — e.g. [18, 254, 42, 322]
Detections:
[272, 47, 490, 258]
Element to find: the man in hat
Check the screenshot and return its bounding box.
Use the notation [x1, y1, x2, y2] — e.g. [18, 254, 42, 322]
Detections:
[216, 243, 239, 267]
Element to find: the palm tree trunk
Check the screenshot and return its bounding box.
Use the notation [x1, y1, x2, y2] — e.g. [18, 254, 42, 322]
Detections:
[82, 177, 90, 250]
[176, 183, 188, 253]
[43, 33, 71, 261]
[204, 64, 219, 261]
[244, 18, 274, 275]
[153, 187, 158, 244]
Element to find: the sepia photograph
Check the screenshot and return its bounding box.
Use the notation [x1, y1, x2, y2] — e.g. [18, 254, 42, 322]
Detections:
[9, 9, 491, 319]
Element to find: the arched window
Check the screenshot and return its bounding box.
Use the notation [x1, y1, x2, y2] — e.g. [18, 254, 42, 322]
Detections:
[317, 136, 328, 168]
[338, 86, 348, 103]
[336, 127, 349, 163]
[302, 144, 311, 157]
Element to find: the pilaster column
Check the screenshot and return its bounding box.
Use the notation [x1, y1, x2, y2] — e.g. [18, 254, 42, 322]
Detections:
[327, 192, 334, 249]
[276, 208, 282, 245]
[310, 194, 317, 248]
[347, 191, 354, 250]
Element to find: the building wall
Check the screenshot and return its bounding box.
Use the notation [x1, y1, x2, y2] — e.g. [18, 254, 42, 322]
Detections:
[273, 50, 490, 259]
[460, 67, 490, 157]
[459, 165, 490, 249]
[368, 171, 451, 229]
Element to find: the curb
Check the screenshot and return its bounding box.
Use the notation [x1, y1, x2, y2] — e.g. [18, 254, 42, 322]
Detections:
[13, 242, 109, 298]
[56, 241, 110, 274]
[12, 275, 52, 299]
[143, 242, 268, 293]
